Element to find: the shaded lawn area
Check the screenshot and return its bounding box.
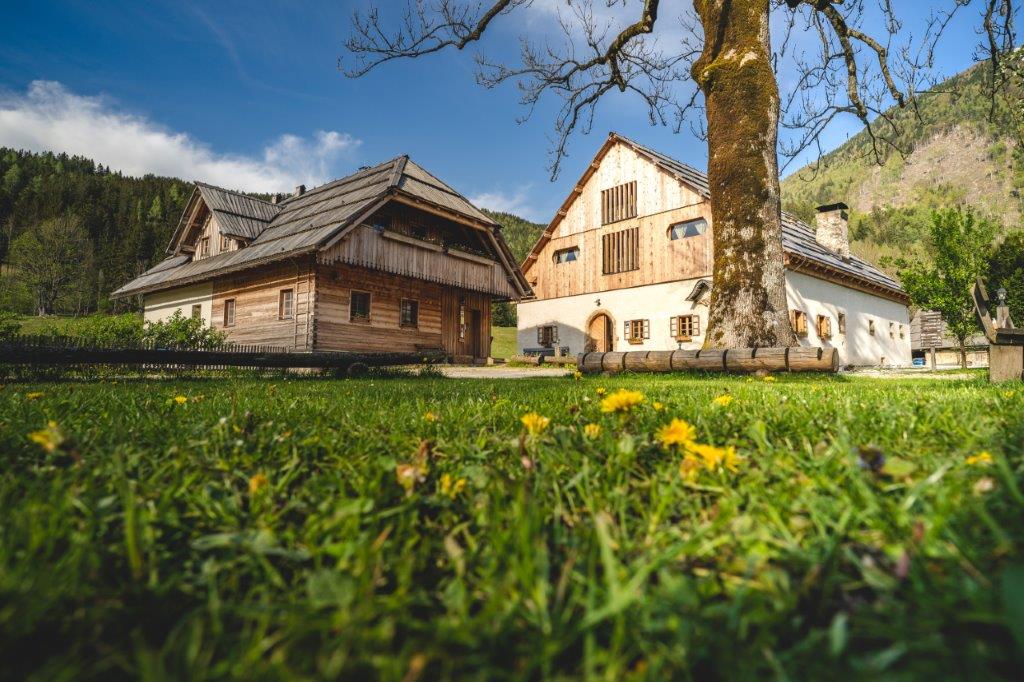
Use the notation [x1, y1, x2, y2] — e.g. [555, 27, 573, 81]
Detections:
[1, 372, 1023, 678]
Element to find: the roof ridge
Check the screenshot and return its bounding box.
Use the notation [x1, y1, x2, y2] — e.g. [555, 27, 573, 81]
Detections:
[401, 158, 467, 198]
[194, 181, 277, 206]
[276, 156, 400, 205]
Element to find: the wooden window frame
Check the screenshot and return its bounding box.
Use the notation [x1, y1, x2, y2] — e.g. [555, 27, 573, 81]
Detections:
[889, 321, 896, 339]
[670, 315, 700, 341]
[601, 227, 640, 275]
[191, 304, 202, 320]
[220, 235, 231, 252]
[899, 324, 905, 339]
[668, 218, 708, 241]
[790, 310, 809, 337]
[600, 181, 637, 225]
[223, 299, 236, 327]
[837, 312, 847, 335]
[868, 319, 876, 336]
[816, 314, 832, 339]
[350, 290, 371, 323]
[278, 289, 295, 320]
[624, 319, 650, 345]
[198, 236, 210, 259]
[538, 325, 558, 347]
[400, 299, 419, 328]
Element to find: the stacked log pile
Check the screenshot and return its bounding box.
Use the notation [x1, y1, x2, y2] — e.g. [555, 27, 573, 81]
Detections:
[578, 347, 838, 374]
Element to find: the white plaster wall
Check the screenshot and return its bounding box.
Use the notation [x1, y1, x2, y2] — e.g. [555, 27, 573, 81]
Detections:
[517, 271, 913, 367]
[143, 283, 214, 326]
[786, 271, 912, 367]
[518, 278, 708, 354]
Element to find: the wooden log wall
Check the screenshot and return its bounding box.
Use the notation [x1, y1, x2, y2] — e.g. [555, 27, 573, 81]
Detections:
[578, 347, 839, 374]
[212, 259, 316, 350]
[315, 261, 492, 358]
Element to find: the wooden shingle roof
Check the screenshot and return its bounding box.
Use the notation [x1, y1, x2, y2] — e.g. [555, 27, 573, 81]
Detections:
[112, 156, 526, 298]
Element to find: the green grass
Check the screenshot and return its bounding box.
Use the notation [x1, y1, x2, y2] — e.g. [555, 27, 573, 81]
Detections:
[2, 373, 1024, 678]
[491, 325, 517, 359]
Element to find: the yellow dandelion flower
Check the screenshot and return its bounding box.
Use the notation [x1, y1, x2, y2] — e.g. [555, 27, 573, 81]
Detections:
[966, 451, 993, 467]
[712, 394, 733, 407]
[521, 412, 550, 435]
[763, 375, 777, 383]
[680, 454, 702, 482]
[583, 423, 602, 439]
[1004, 390, 1016, 399]
[28, 420, 63, 453]
[723, 445, 741, 473]
[688, 443, 726, 471]
[248, 473, 269, 494]
[440, 473, 468, 499]
[600, 389, 646, 413]
[573, 371, 583, 381]
[655, 418, 697, 450]
[423, 411, 439, 423]
[174, 395, 188, 405]
[596, 387, 607, 396]
[24, 391, 44, 400]
[653, 401, 665, 412]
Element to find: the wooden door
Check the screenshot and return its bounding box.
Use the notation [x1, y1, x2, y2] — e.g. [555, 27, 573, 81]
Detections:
[469, 309, 482, 358]
[588, 314, 613, 352]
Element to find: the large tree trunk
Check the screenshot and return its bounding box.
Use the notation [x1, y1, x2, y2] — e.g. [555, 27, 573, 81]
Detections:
[692, 0, 797, 349]
[958, 337, 968, 369]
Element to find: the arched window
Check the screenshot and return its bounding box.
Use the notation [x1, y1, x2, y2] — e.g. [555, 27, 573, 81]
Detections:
[554, 247, 580, 264]
[668, 218, 708, 241]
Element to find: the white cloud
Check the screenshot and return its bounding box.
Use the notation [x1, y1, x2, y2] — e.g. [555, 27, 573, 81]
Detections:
[0, 81, 360, 192]
[468, 186, 545, 222]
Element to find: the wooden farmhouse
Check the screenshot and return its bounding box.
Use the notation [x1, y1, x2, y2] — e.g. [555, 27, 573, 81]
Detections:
[518, 133, 913, 367]
[112, 157, 531, 360]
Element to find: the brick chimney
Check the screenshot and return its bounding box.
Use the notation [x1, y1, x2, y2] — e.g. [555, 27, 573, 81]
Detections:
[815, 202, 850, 260]
[293, 184, 306, 198]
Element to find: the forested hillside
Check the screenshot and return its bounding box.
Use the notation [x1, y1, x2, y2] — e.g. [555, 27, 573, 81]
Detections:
[782, 62, 1023, 267]
[0, 148, 191, 313]
[0, 147, 547, 316]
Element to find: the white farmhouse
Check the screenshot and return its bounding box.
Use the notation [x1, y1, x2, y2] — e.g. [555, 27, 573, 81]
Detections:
[517, 133, 912, 367]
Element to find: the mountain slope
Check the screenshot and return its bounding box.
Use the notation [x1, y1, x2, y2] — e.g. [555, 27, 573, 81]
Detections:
[782, 63, 1023, 263]
[480, 209, 545, 263]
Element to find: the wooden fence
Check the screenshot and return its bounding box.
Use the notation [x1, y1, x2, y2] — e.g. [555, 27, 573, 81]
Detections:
[0, 334, 445, 372]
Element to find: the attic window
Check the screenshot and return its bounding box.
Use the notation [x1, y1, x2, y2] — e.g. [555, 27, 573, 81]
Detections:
[220, 235, 232, 251]
[601, 181, 637, 225]
[198, 237, 210, 259]
[554, 247, 579, 264]
[669, 218, 708, 240]
[602, 227, 639, 275]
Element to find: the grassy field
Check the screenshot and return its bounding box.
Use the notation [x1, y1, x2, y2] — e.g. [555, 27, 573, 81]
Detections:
[2, 372, 1023, 678]
[491, 326, 517, 359]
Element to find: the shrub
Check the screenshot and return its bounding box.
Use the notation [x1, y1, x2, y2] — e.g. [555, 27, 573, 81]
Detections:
[142, 310, 226, 349]
[0, 310, 21, 341]
[59, 313, 143, 345]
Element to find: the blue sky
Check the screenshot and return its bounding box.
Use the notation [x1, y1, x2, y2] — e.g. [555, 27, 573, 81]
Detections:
[0, 0, 990, 221]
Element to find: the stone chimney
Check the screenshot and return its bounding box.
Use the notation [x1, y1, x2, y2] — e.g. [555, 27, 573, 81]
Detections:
[271, 193, 283, 205]
[293, 184, 306, 198]
[815, 202, 850, 260]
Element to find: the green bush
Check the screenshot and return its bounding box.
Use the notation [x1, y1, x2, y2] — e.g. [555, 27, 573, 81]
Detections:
[142, 310, 226, 349]
[0, 310, 20, 341]
[58, 312, 143, 345]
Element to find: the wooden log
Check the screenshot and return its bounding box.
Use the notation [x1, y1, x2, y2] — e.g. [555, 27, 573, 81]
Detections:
[509, 354, 543, 365]
[725, 347, 789, 373]
[601, 352, 628, 373]
[644, 351, 674, 372]
[788, 346, 838, 372]
[580, 352, 604, 373]
[670, 349, 701, 370]
[623, 351, 650, 372]
[545, 355, 579, 366]
[691, 349, 727, 371]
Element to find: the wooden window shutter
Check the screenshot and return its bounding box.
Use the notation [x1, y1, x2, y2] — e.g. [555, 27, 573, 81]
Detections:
[670, 316, 678, 337]
[624, 320, 630, 339]
[537, 327, 543, 344]
[692, 315, 701, 336]
[642, 320, 650, 339]
[790, 310, 797, 330]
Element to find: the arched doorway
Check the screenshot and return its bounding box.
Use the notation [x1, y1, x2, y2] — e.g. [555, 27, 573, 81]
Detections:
[587, 312, 614, 352]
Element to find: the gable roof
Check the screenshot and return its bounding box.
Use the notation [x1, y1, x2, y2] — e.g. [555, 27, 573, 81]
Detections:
[112, 156, 528, 299]
[522, 132, 906, 303]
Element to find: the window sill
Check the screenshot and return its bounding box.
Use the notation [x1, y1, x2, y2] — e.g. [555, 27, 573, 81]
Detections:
[350, 317, 371, 324]
[626, 339, 645, 345]
[674, 336, 693, 343]
[400, 324, 419, 330]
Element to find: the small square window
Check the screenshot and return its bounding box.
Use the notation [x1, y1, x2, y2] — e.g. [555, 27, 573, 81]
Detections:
[869, 320, 876, 336]
[279, 289, 294, 320]
[191, 304, 202, 320]
[224, 299, 236, 327]
[198, 236, 210, 258]
[624, 319, 650, 344]
[670, 315, 700, 340]
[220, 235, 232, 251]
[816, 315, 832, 339]
[538, 325, 558, 347]
[889, 322, 895, 339]
[351, 291, 371, 322]
[400, 299, 419, 328]
[790, 310, 808, 337]
[837, 313, 847, 335]
[899, 324, 905, 339]
[554, 247, 579, 264]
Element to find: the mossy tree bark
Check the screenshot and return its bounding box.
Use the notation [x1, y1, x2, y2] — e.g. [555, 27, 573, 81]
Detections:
[693, 0, 798, 349]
